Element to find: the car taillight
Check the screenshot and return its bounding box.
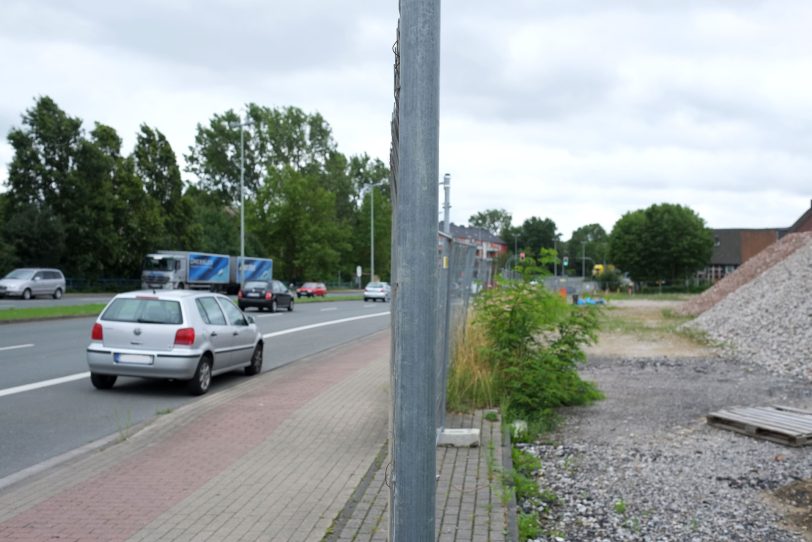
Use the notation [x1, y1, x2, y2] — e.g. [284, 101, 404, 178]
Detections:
[91, 323, 103, 341]
[238, 290, 244, 299]
[265, 292, 272, 300]
[174, 328, 195, 346]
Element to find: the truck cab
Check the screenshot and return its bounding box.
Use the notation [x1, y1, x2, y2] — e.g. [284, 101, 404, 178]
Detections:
[142, 254, 187, 289]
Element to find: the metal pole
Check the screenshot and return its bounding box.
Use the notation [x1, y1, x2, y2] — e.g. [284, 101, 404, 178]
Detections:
[554, 239, 557, 277]
[582, 241, 585, 277]
[442, 173, 450, 234]
[391, 0, 440, 539]
[240, 119, 245, 287]
[371, 187, 375, 282]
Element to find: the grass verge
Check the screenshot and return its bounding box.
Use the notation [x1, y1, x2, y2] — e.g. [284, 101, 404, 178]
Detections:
[0, 303, 107, 322]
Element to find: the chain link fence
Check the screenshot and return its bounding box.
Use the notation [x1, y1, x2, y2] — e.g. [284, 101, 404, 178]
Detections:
[434, 235, 478, 434]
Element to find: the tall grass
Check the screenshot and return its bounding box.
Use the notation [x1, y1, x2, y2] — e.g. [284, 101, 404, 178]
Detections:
[446, 319, 497, 412]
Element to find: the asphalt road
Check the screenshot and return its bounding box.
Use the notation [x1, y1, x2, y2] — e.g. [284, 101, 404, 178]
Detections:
[0, 299, 390, 482]
[0, 290, 363, 310]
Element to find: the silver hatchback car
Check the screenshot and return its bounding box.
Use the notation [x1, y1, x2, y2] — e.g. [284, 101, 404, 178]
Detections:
[86, 290, 264, 395]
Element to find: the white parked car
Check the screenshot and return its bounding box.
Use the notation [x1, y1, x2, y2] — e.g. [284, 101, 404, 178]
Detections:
[86, 290, 263, 395]
[364, 281, 391, 302]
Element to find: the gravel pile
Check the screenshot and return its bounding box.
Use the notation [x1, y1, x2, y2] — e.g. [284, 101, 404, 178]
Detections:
[522, 355, 812, 542]
[685, 238, 812, 381]
[677, 232, 812, 317]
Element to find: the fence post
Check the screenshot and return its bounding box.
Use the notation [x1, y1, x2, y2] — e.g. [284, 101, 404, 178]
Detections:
[390, 0, 441, 539]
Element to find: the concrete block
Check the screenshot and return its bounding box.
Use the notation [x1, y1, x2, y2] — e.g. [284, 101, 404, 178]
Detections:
[437, 428, 480, 447]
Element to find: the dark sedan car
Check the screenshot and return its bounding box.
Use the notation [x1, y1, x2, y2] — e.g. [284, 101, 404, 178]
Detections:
[238, 280, 294, 312]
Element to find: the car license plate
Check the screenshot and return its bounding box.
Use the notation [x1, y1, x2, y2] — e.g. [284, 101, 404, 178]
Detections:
[115, 353, 154, 365]
[247, 292, 260, 297]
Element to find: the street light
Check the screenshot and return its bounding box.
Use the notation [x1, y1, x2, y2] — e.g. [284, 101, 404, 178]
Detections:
[363, 182, 384, 282]
[441, 173, 450, 234]
[229, 114, 254, 287]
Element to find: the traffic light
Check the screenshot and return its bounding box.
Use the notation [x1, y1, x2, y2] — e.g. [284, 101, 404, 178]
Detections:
[563, 256, 569, 267]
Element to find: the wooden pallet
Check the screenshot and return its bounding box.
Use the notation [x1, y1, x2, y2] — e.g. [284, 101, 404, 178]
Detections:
[706, 405, 812, 447]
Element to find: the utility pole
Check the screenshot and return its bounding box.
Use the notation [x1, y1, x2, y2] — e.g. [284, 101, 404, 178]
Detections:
[554, 239, 558, 277]
[391, 0, 440, 539]
[230, 114, 253, 287]
[370, 185, 375, 281]
[582, 241, 586, 278]
[442, 173, 451, 234]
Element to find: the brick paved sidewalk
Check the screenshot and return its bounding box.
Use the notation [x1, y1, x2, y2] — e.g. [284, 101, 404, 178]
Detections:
[0, 330, 516, 541]
[328, 411, 514, 542]
[0, 333, 389, 542]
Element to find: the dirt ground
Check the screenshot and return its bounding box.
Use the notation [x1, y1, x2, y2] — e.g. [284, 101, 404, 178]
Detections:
[587, 297, 812, 540]
[585, 298, 714, 359]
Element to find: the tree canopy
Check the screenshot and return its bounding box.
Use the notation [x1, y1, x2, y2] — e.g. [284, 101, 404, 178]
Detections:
[609, 203, 713, 282]
[468, 209, 512, 236]
[1, 96, 392, 285]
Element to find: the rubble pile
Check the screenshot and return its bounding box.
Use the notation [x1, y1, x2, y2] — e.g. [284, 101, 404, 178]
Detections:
[686, 237, 812, 380]
[678, 232, 812, 317]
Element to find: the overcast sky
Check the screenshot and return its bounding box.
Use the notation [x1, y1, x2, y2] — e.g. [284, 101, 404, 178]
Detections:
[2, 1, 811, 239]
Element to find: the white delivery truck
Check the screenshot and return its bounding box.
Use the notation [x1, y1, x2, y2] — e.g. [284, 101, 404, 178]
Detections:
[141, 251, 273, 293]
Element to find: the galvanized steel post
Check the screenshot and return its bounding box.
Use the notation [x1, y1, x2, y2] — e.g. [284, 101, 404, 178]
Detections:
[390, 0, 441, 539]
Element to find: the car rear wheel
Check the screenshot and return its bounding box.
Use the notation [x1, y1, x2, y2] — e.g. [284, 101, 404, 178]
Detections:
[53, 288, 63, 300]
[22, 289, 32, 300]
[90, 373, 117, 390]
[287, 299, 294, 312]
[270, 300, 277, 313]
[188, 355, 212, 395]
[245, 343, 263, 376]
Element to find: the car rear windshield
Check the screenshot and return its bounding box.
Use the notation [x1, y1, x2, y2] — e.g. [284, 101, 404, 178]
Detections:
[101, 298, 183, 324]
[244, 281, 268, 290]
[367, 282, 384, 288]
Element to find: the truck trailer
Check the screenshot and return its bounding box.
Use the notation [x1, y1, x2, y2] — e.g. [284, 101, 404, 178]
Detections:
[141, 251, 273, 293]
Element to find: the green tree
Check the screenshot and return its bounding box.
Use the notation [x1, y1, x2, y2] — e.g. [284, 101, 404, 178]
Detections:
[133, 124, 193, 249]
[58, 123, 121, 279]
[469, 209, 512, 236]
[519, 216, 558, 255]
[350, 155, 391, 282]
[252, 166, 351, 282]
[567, 223, 609, 276]
[609, 203, 713, 282]
[4, 96, 82, 268]
[185, 104, 342, 205]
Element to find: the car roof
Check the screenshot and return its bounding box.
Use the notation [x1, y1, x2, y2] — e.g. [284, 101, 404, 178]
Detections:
[114, 289, 224, 300]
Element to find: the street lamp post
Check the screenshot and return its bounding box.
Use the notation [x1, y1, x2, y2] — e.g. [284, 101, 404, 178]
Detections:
[370, 185, 375, 282]
[582, 242, 586, 278]
[365, 182, 384, 282]
[441, 173, 450, 234]
[229, 114, 253, 287]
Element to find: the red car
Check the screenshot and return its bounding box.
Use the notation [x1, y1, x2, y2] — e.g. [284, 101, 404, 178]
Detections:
[296, 282, 327, 298]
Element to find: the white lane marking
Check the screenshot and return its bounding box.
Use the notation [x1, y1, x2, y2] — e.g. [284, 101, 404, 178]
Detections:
[0, 373, 89, 399]
[0, 312, 391, 399]
[320, 307, 337, 312]
[263, 311, 389, 339]
[0, 344, 34, 352]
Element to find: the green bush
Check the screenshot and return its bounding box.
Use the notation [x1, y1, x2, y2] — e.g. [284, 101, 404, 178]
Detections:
[474, 278, 603, 423]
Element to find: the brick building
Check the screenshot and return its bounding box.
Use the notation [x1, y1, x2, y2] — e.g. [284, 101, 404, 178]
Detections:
[702, 199, 812, 281]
